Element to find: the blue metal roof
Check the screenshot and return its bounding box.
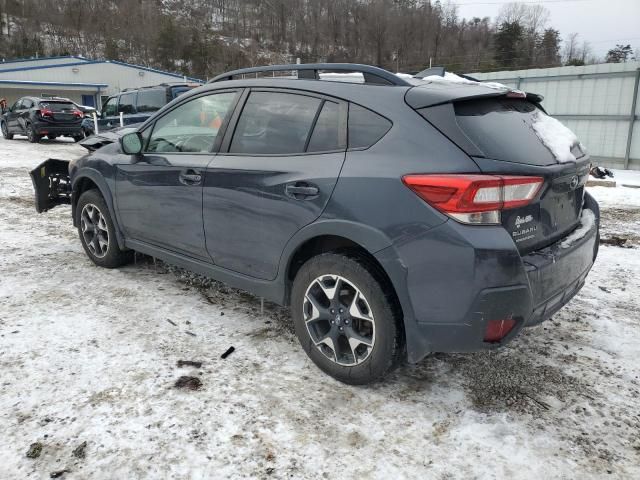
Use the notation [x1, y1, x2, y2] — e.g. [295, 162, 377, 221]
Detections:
[0, 79, 107, 89]
[0, 55, 90, 65]
[0, 59, 203, 83]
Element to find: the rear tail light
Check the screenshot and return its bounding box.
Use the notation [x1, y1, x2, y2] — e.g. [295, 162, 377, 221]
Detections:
[39, 108, 53, 118]
[484, 318, 517, 343]
[72, 110, 83, 118]
[402, 174, 543, 224]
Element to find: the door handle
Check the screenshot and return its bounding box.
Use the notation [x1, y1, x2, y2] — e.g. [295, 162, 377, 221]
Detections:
[179, 170, 202, 185]
[285, 184, 319, 198]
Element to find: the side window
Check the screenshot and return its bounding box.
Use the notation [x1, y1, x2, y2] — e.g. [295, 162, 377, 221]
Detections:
[230, 91, 321, 155]
[137, 89, 166, 113]
[118, 93, 136, 115]
[102, 97, 118, 117]
[11, 100, 22, 110]
[348, 104, 392, 149]
[307, 101, 343, 152]
[22, 99, 34, 109]
[146, 92, 237, 154]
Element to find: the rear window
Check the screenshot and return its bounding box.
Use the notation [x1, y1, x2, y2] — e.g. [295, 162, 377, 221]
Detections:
[451, 98, 557, 165]
[137, 89, 166, 112]
[171, 86, 192, 99]
[348, 104, 391, 149]
[39, 102, 75, 112]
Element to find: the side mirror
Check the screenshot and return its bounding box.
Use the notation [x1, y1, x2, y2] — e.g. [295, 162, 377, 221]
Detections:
[120, 132, 143, 155]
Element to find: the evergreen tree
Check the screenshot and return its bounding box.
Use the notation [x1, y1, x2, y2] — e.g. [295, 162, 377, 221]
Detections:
[536, 28, 561, 67]
[494, 21, 523, 68]
[606, 44, 633, 63]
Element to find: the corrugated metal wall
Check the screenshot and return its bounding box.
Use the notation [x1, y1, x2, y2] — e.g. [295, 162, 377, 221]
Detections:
[470, 62, 640, 170]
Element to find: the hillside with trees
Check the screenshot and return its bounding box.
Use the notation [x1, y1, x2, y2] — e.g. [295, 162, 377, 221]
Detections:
[0, 0, 633, 79]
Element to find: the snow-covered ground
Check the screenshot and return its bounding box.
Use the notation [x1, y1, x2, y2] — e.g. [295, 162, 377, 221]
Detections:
[1, 136, 639, 479]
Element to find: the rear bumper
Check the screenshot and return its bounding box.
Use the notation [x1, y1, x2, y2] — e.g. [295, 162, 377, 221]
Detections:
[34, 122, 83, 136]
[378, 193, 599, 362]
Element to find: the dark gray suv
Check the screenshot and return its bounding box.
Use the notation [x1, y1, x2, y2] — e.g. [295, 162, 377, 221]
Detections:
[31, 64, 599, 384]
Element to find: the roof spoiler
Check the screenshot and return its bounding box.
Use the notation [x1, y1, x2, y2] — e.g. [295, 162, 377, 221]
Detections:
[413, 65, 544, 103]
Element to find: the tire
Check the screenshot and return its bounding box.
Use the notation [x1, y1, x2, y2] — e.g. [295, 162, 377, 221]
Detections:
[291, 252, 403, 385]
[1, 121, 13, 140]
[26, 123, 40, 143]
[76, 189, 133, 268]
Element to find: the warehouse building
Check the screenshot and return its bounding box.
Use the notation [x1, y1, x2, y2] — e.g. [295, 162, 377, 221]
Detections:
[0, 55, 202, 108]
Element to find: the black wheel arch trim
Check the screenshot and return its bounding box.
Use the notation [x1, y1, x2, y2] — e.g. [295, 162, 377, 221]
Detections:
[72, 168, 126, 250]
[275, 219, 422, 362]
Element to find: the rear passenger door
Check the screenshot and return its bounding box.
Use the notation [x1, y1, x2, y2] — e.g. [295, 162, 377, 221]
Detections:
[203, 89, 347, 280]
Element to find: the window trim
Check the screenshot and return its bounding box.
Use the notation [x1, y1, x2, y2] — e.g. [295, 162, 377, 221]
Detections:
[220, 87, 348, 157]
[140, 89, 243, 156]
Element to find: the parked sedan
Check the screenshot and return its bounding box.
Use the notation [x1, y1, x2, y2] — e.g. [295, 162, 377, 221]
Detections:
[1, 96, 84, 143]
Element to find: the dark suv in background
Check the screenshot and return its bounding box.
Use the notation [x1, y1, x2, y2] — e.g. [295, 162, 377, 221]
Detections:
[31, 64, 599, 384]
[82, 83, 200, 136]
[1, 96, 84, 142]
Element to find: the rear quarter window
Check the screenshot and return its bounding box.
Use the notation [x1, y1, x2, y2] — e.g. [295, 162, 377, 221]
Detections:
[118, 93, 137, 115]
[348, 104, 391, 149]
[137, 89, 166, 113]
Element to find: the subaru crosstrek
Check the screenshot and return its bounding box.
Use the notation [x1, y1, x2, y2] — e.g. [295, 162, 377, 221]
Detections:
[30, 64, 599, 384]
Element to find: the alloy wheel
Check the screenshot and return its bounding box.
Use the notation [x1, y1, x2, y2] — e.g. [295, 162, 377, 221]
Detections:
[80, 203, 109, 258]
[303, 274, 376, 366]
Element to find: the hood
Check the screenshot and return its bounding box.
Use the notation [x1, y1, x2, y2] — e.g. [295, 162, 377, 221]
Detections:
[79, 124, 141, 152]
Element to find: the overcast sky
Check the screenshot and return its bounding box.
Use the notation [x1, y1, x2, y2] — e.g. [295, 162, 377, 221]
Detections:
[454, 0, 640, 59]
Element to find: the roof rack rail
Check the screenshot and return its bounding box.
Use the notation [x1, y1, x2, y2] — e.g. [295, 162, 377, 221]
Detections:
[209, 63, 412, 86]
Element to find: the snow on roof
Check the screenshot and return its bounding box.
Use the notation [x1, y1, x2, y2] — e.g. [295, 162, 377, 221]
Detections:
[318, 71, 516, 92]
[401, 71, 514, 92]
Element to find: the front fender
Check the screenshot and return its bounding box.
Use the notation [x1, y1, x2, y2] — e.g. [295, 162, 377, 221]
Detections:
[72, 167, 126, 250]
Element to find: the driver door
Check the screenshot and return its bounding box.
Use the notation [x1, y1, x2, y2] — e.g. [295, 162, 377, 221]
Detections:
[115, 90, 240, 261]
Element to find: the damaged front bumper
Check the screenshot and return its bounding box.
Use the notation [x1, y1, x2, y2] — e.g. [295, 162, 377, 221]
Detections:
[29, 159, 71, 213]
